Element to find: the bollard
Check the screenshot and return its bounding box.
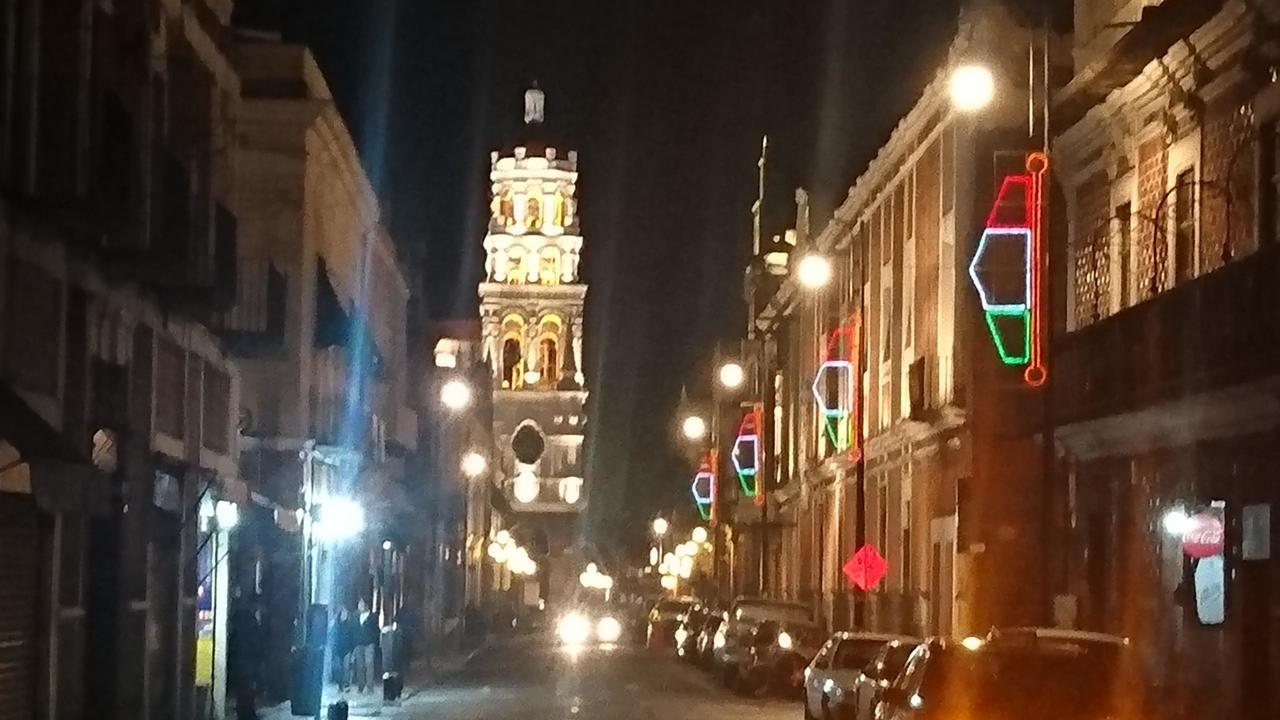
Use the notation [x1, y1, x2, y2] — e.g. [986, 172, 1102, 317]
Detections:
[326, 700, 349, 720]
[383, 672, 403, 702]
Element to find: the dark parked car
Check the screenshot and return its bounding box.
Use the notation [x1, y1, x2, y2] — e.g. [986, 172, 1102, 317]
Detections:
[694, 614, 723, 666]
[675, 607, 711, 661]
[876, 636, 1128, 720]
[646, 597, 696, 650]
[735, 619, 826, 696]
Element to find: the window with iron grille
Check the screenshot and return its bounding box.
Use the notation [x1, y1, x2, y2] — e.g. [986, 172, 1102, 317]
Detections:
[4, 258, 62, 395]
[154, 337, 186, 439]
[1116, 203, 1132, 309]
[202, 369, 230, 454]
[1174, 169, 1196, 283]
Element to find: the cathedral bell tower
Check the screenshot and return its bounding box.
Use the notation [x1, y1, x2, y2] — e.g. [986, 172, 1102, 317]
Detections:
[479, 86, 588, 533]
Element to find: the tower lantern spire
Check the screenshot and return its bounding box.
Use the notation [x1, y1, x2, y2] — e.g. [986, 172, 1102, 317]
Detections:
[524, 83, 545, 125]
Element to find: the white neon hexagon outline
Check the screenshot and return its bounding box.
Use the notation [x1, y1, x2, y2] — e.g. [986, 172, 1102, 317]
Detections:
[968, 227, 1032, 313]
[691, 471, 714, 504]
[811, 360, 855, 416]
[731, 433, 759, 476]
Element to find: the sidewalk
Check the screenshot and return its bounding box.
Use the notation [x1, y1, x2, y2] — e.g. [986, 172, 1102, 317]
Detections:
[255, 643, 486, 720]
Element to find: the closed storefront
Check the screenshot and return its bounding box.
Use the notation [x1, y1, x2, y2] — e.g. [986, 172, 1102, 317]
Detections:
[0, 492, 40, 720]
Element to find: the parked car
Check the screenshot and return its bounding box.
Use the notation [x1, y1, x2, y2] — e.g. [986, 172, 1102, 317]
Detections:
[674, 606, 711, 661]
[736, 619, 826, 696]
[803, 633, 918, 720]
[694, 614, 723, 666]
[646, 597, 696, 649]
[875, 635, 1127, 720]
[711, 597, 812, 686]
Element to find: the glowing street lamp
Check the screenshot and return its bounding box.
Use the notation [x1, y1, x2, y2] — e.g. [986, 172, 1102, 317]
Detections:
[796, 254, 833, 290]
[461, 451, 488, 478]
[1162, 507, 1192, 537]
[440, 379, 472, 411]
[681, 414, 708, 442]
[649, 546, 660, 566]
[652, 517, 669, 537]
[214, 500, 240, 530]
[949, 63, 996, 112]
[718, 361, 746, 391]
[691, 526, 709, 544]
[314, 497, 365, 542]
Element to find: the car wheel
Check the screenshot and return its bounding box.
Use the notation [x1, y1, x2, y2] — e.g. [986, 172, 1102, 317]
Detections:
[721, 665, 737, 690]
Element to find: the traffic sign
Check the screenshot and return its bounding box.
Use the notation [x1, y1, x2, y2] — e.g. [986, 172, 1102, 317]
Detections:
[843, 545, 889, 592]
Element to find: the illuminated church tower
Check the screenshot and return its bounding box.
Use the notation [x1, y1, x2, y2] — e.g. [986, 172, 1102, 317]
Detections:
[479, 87, 588, 601]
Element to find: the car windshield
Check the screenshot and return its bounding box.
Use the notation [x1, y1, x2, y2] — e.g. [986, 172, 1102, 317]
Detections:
[834, 638, 888, 669]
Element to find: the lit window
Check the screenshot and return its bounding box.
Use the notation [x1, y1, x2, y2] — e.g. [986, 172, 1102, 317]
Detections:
[539, 250, 560, 285]
[526, 196, 541, 230]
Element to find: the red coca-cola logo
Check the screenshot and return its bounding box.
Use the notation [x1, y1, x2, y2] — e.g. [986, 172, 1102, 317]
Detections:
[1182, 514, 1225, 558]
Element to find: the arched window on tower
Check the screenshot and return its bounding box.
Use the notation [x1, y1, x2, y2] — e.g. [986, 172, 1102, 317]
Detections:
[539, 249, 560, 285]
[500, 192, 515, 227]
[525, 196, 541, 230]
[502, 337, 524, 389]
[506, 249, 526, 284]
[553, 192, 566, 227]
[538, 337, 559, 385]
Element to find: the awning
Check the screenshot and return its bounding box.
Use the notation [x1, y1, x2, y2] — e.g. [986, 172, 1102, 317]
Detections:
[0, 382, 109, 513]
[1054, 0, 1227, 129]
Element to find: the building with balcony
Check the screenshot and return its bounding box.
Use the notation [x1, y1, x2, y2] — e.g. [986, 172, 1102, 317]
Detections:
[753, 2, 1055, 637]
[219, 32, 416, 708]
[1050, 1, 1279, 716]
[0, 2, 243, 720]
[477, 87, 589, 608]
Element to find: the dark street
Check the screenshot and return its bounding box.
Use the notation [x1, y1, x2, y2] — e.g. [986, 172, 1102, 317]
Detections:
[395, 641, 793, 720]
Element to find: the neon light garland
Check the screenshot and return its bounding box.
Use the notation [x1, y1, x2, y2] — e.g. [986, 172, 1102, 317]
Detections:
[731, 410, 760, 497]
[968, 154, 1048, 386]
[811, 318, 860, 457]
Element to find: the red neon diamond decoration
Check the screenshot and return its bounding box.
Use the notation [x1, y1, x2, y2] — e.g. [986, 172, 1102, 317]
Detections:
[843, 545, 889, 592]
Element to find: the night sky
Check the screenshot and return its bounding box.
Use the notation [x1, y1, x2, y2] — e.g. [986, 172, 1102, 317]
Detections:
[233, 0, 971, 553]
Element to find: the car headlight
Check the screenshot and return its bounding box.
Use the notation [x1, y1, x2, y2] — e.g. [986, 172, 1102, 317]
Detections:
[674, 628, 688, 645]
[713, 631, 726, 649]
[557, 613, 592, 646]
[777, 631, 793, 650]
[597, 616, 623, 643]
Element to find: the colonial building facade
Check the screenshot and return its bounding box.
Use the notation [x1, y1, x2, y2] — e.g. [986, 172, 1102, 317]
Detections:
[753, 2, 1050, 637]
[0, 1, 242, 719]
[478, 88, 589, 607]
[1051, 1, 1280, 717]
[224, 33, 416, 709]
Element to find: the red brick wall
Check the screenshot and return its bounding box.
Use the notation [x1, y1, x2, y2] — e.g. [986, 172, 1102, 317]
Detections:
[1201, 93, 1257, 269]
[1136, 137, 1169, 297]
[1074, 171, 1112, 326]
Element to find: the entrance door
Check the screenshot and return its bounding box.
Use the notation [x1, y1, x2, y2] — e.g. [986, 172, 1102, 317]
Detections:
[929, 516, 956, 636]
[0, 493, 40, 720]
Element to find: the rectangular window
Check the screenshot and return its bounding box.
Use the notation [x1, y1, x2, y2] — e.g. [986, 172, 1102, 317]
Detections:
[903, 235, 915, 350]
[902, 499, 912, 592]
[881, 286, 892, 362]
[877, 482, 889, 555]
[1116, 202, 1132, 308]
[1174, 169, 1196, 283]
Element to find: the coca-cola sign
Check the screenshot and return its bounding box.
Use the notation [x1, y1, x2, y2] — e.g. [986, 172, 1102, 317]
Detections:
[1182, 514, 1225, 559]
